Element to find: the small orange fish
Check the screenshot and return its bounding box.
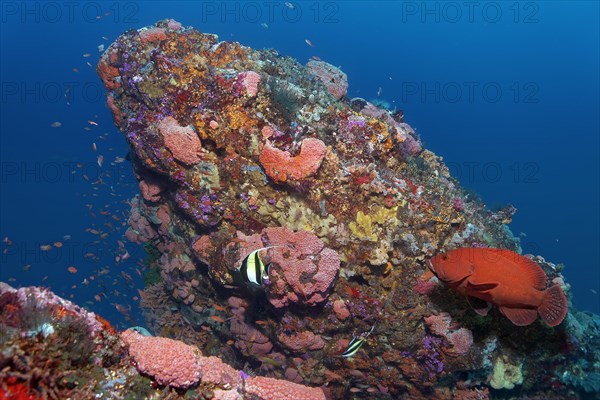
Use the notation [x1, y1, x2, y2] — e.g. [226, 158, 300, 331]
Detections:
[428, 248, 568, 326]
[210, 315, 226, 324]
[212, 304, 227, 312]
[67, 266, 78, 274]
[53, 241, 63, 248]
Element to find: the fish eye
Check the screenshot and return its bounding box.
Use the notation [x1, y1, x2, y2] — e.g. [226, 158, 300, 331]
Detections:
[442, 255, 447, 260]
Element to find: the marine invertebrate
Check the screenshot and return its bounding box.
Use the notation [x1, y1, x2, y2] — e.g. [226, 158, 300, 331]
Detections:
[235, 71, 261, 97]
[138, 174, 164, 202]
[158, 116, 204, 166]
[244, 376, 326, 400]
[259, 138, 327, 183]
[277, 330, 325, 352]
[0, 283, 119, 400]
[121, 329, 202, 388]
[489, 356, 523, 390]
[307, 60, 348, 100]
[424, 312, 473, 356]
[262, 227, 340, 308]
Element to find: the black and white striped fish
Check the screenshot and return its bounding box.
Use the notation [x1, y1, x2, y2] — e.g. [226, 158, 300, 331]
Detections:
[237, 246, 274, 286]
[341, 325, 375, 358]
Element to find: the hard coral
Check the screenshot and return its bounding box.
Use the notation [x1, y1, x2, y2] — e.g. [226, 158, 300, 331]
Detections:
[138, 175, 163, 202]
[277, 330, 325, 352]
[235, 71, 261, 97]
[244, 376, 326, 400]
[138, 27, 168, 43]
[198, 356, 242, 388]
[230, 318, 274, 355]
[158, 116, 203, 166]
[424, 312, 473, 356]
[262, 227, 340, 308]
[307, 60, 348, 100]
[259, 138, 327, 183]
[489, 356, 523, 390]
[121, 329, 201, 388]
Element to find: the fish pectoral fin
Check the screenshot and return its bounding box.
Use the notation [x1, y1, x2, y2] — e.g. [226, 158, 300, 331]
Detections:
[499, 306, 538, 326]
[466, 296, 492, 316]
[466, 279, 499, 292]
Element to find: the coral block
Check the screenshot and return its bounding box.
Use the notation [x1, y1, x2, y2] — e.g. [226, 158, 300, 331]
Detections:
[259, 138, 327, 183]
[424, 312, 452, 337]
[121, 329, 202, 388]
[307, 60, 348, 100]
[198, 356, 243, 388]
[332, 299, 350, 320]
[138, 27, 168, 43]
[158, 116, 203, 165]
[236, 71, 261, 97]
[425, 313, 473, 355]
[230, 318, 274, 355]
[446, 328, 473, 356]
[139, 177, 163, 202]
[245, 376, 326, 400]
[278, 330, 325, 352]
[262, 227, 340, 308]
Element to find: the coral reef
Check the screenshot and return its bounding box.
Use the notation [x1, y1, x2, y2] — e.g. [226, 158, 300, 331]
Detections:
[120, 329, 202, 388]
[0, 283, 327, 399]
[87, 18, 600, 399]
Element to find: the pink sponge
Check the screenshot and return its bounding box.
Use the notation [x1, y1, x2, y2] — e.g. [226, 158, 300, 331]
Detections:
[198, 356, 242, 388]
[244, 376, 326, 400]
[306, 60, 348, 100]
[158, 116, 203, 165]
[263, 227, 340, 308]
[259, 138, 327, 183]
[121, 329, 201, 388]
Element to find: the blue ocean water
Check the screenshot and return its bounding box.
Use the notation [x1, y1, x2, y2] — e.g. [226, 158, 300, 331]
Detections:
[0, 1, 598, 329]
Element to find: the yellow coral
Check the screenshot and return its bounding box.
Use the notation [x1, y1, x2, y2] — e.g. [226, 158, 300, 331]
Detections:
[349, 211, 376, 241]
[255, 196, 337, 240]
[349, 206, 398, 242]
[490, 356, 523, 390]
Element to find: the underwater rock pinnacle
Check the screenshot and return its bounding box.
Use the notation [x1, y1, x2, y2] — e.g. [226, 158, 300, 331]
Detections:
[93, 19, 600, 399]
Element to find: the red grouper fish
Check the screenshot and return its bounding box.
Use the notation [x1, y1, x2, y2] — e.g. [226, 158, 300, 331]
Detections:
[428, 248, 568, 327]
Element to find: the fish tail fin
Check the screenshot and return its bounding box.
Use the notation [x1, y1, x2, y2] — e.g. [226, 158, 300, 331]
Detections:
[538, 284, 568, 326]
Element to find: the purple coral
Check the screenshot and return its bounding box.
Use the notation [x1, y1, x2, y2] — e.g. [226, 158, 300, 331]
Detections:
[421, 335, 444, 376]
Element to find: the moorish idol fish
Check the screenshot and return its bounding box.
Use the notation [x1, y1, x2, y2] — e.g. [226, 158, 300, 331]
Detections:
[236, 246, 275, 286]
[341, 325, 375, 358]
